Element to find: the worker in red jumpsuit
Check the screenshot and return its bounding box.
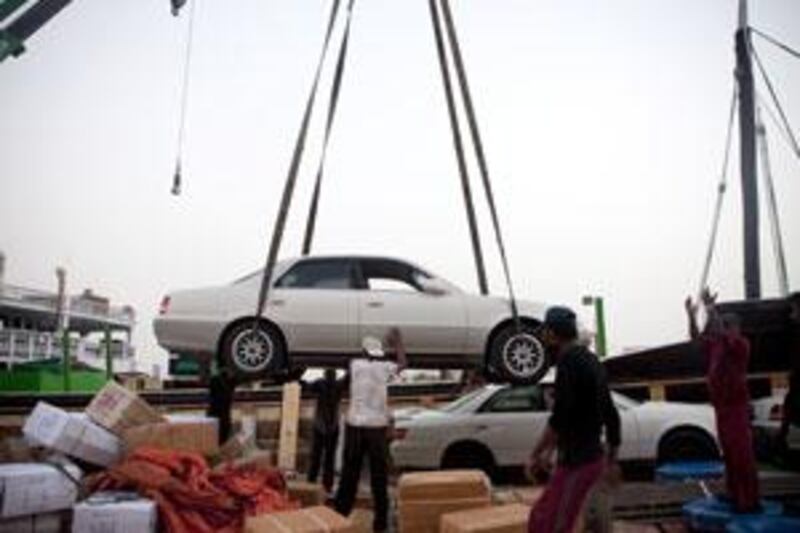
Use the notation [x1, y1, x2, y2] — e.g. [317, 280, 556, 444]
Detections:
[686, 288, 760, 513]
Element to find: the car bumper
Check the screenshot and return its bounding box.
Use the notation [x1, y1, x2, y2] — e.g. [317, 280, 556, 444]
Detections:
[153, 316, 223, 354]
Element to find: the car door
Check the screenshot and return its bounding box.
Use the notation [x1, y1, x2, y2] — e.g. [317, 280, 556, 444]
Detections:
[266, 258, 358, 353]
[355, 258, 467, 355]
[469, 386, 550, 467]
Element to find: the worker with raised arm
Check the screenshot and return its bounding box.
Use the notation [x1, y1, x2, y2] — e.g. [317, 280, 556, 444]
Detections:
[685, 288, 760, 513]
[527, 306, 621, 533]
[305, 368, 347, 497]
[334, 328, 407, 533]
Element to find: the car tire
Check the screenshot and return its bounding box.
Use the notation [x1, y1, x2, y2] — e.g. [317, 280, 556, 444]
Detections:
[658, 428, 719, 464]
[220, 320, 286, 381]
[441, 442, 497, 480]
[488, 323, 549, 385]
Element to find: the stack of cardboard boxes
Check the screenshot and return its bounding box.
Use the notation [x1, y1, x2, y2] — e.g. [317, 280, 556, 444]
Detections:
[0, 381, 223, 532]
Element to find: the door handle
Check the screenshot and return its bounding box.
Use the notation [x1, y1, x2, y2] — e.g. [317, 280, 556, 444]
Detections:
[367, 301, 383, 308]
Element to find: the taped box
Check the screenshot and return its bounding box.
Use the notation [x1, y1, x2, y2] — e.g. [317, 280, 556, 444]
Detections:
[441, 504, 531, 533]
[122, 414, 218, 456]
[0, 462, 81, 519]
[397, 470, 492, 533]
[72, 491, 157, 533]
[0, 511, 69, 533]
[245, 506, 355, 533]
[287, 480, 325, 508]
[86, 381, 165, 435]
[23, 403, 120, 467]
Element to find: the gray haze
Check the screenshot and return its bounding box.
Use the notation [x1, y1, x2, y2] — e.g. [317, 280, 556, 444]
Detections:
[1, 1, 799, 372]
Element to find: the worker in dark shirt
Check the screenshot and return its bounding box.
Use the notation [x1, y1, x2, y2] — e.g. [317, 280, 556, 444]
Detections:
[528, 306, 621, 533]
[306, 368, 347, 495]
[686, 288, 760, 513]
[207, 365, 236, 444]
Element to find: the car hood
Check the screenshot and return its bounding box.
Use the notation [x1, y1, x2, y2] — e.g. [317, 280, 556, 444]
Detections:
[393, 407, 448, 425]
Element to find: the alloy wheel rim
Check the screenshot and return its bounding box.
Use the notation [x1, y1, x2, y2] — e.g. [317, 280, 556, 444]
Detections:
[501, 333, 545, 379]
[231, 329, 274, 372]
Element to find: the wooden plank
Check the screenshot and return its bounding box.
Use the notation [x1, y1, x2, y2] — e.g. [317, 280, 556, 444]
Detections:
[278, 382, 301, 471]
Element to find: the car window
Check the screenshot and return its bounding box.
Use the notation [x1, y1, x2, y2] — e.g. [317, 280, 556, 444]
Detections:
[275, 260, 354, 289]
[439, 388, 489, 413]
[359, 259, 423, 293]
[481, 386, 546, 413]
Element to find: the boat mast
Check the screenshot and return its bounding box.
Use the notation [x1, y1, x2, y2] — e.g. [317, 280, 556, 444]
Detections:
[735, 0, 761, 299]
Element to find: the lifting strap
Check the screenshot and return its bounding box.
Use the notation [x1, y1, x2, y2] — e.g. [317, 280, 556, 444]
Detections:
[698, 83, 737, 297]
[171, 0, 198, 196]
[439, 0, 520, 326]
[428, 0, 489, 296]
[254, 0, 344, 322]
[301, 0, 356, 256]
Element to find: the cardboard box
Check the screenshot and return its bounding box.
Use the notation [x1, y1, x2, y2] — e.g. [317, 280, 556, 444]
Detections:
[441, 504, 531, 533]
[72, 491, 157, 533]
[245, 506, 354, 533]
[0, 462, 81, 518]
[398, 470, 492, 533]
[122, 414, 218, 456]
[23, 403, 121, 467]
[287, 480, 325, 508]
[0, 511, 68, 533]
[86, 381, 165, 435]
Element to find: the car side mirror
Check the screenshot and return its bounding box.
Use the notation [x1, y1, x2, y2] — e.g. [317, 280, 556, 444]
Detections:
[418, 277, 448, 296]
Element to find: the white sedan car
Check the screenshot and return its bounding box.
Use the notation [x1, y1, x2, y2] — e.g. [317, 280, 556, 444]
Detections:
[391, 383, 720, 476]
[154, 255, 550, 383]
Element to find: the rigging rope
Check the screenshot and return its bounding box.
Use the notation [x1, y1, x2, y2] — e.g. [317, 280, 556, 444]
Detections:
[301, 0, 356, 256]
[438, 0, 520, 327]
[755, 104, 791, 296]
[698, 83, 738, 297]
[171, 0, 198, 196]
[751, 45, 800, 160]
[751, 27, 800, 61]
[253, 0, 344, 326]
[428, 0, 489, 295]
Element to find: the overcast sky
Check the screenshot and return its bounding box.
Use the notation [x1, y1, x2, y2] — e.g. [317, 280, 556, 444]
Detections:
[1, 0, 798, 373]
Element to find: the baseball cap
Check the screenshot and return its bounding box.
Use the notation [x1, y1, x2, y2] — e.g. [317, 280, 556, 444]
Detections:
[361, 336, 385, 358]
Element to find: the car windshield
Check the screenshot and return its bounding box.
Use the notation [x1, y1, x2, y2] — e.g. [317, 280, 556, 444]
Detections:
[439, 388, 489, 413]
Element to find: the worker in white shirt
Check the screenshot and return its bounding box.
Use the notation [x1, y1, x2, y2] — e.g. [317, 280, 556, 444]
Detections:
[334, 328, 407, 533]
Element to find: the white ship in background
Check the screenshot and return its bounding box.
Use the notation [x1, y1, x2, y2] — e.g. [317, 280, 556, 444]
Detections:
[0, 252, 137, 373]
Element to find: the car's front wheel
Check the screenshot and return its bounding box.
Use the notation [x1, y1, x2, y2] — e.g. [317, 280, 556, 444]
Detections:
[488, 323, 549, 384]
[220, 320, 286, 381]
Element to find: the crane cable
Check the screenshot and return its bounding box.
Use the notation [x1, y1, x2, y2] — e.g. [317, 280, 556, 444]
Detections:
[428, 0, 489, 296]
[253, 0, 344, 327]
[438, 0, 521, 328]
[751, 43, 800, 161]
[698, 83, 738, 297]
[171, 0, 198, 196]
[750, 27, 800, 62]
[301, 0, 356, 256]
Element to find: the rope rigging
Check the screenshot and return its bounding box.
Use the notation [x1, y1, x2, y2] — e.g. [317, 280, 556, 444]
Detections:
[438, 0, 521, 327]
[253, 0, 346, 326]
[698, 83, 738, 297]
[750, 26, 800, 62]
[754, 104, 791, 296]
[301, 0, 356, 256]
[171, 0, 198, 196]
[427, 0, 489, 296]
[751, 44, 800, 161]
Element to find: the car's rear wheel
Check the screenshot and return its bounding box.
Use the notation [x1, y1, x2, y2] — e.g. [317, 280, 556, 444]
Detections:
[658, 428, 719, 464]
[220, 320, 286, 381]
[488, 323, 549, 385]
